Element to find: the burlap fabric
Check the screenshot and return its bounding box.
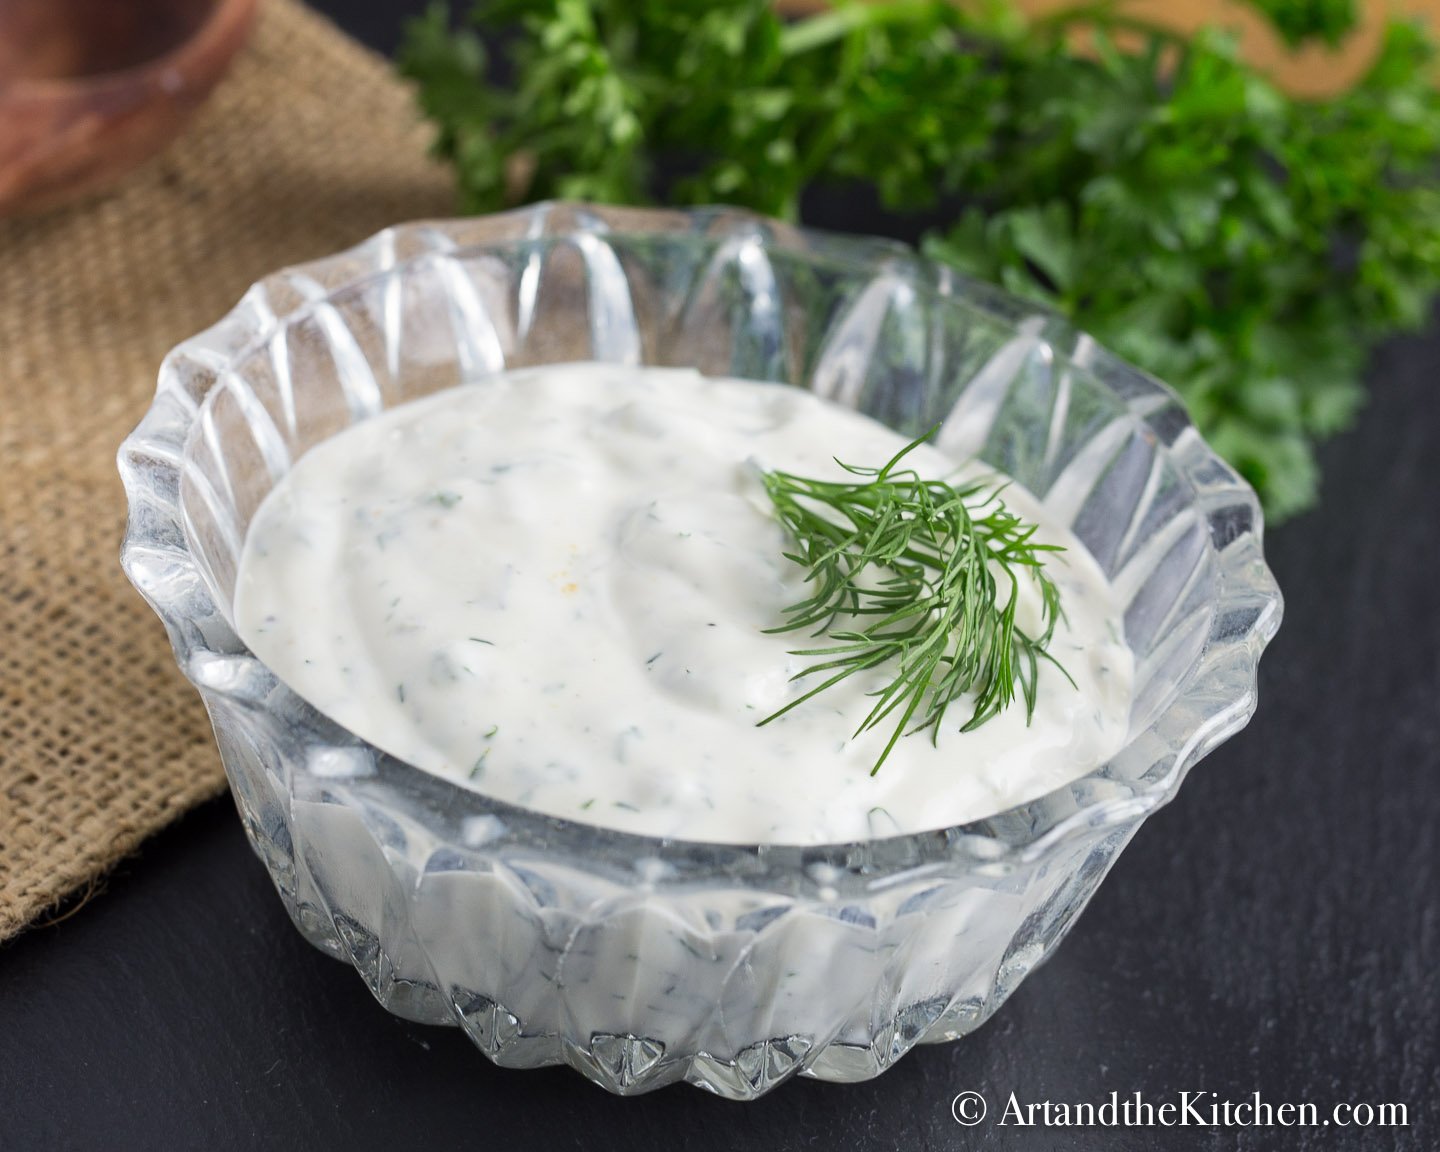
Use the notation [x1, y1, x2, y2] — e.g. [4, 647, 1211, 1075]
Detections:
[0, 0, 454, 939]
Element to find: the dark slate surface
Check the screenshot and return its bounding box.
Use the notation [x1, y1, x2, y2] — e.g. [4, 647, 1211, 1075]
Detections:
[2, 4, 1436, 1149]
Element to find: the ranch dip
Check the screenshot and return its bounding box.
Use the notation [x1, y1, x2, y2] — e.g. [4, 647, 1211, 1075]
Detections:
[234, 363, 1133, 844]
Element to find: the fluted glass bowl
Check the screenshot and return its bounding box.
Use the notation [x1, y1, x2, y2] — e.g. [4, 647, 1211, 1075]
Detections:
[119, 202, 1281, 1098]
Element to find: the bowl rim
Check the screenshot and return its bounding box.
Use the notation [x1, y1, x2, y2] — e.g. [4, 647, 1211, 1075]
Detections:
[118, 200, 1283, 877]
[4, 0, 258, 96]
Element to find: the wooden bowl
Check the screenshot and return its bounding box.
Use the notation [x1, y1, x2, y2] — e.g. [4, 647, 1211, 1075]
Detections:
[0, 0, 258, 216]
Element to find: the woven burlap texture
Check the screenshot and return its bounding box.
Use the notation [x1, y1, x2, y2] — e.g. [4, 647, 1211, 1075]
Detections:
[0, 0, 454, 939]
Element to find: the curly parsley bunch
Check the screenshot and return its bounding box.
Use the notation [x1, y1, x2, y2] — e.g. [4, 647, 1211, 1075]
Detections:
[401, 0, 1440, 520]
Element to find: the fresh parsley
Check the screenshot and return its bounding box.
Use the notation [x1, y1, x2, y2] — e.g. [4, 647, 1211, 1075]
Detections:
[400, 0, 1440, 520]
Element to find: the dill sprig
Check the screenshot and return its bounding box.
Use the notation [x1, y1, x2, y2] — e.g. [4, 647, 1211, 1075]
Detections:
[758, 430, 1071, 775]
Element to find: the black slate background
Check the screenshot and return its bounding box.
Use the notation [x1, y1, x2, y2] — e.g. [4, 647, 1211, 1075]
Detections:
[2, 4, 1437, 1149]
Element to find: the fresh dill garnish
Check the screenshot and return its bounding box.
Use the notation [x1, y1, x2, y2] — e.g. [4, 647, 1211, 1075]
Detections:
[758, 429, 1071, 775]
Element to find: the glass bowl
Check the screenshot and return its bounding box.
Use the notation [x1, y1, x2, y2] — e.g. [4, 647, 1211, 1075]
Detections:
[118, 202, 1281, 1098]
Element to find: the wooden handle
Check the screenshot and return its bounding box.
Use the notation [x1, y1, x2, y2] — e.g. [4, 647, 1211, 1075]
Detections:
[772, 0, 1439, 98]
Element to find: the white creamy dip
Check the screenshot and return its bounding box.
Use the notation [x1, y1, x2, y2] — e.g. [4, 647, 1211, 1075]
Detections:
[234, 363, 1132, 843]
